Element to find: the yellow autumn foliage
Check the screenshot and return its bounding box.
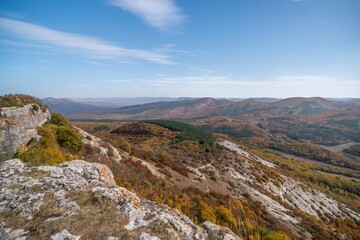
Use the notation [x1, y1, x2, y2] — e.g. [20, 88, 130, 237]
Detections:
[17, 125, 66, 165]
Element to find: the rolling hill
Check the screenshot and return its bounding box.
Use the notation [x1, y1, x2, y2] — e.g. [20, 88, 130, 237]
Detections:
[41, 97, 111, 115]
[67, 97, 359, 120]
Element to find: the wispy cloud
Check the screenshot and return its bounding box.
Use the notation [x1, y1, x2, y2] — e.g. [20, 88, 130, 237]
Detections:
[188, 66, 214, 74]
[103, 75, 257, 86]
[274, 75, 331, 82]
[100, 74, 360, 98]
[156, 44, 197, 56]
[108, 0, 185, 31]
[0, 17, 174, 64]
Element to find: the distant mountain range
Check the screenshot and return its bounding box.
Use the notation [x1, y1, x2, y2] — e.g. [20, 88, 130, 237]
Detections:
[75, 97, 195, 106]
[41, 98, 112, 115]
[41, 97, 195, 115]
[108, 97, 360, 119]
[42, 96, 360, 120]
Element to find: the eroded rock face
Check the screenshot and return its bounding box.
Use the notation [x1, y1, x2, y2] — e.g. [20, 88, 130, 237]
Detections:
[74, 126, 122, 163]
[0, 159, 240, 240]
[202, 221, 240, 240]
[51, 230, 80, 240]
[0, 104, 51, 160]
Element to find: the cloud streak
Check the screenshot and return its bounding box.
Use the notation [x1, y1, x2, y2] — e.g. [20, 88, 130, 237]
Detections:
[274, 75, 331, 82]
[101, 75, 360, 98]
[0, 17, 173, 64]
[108, 0, 185, 31]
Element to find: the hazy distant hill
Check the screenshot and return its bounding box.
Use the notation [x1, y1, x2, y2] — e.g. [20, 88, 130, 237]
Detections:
[45, 96, 360, 121]
[41, 98, 111, 115]
[225, 97, 281, 103]
[70, 97, 358, 120]
[75, 97, 195, 106]
[46, 97, 284, 117]
[42, 97, 196, 116]
[108, 98, 232, 119]
[221, 97, 338, 115]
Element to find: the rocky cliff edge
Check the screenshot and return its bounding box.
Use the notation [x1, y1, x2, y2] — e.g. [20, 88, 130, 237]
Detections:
[0, 104, 51, 160]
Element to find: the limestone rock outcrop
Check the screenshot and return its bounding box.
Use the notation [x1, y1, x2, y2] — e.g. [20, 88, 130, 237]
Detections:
[202, 222, 240, 240]
[0, 159, 240, 239]
[0, 104, 51, 160]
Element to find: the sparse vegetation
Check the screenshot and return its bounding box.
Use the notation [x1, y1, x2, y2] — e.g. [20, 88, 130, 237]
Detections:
[0, 94, 46, 110]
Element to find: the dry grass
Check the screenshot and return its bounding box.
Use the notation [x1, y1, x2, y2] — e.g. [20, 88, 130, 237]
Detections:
[24, 169, 50, 179]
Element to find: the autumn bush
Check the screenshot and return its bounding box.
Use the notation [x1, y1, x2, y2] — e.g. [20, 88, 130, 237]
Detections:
[198, 200, 217, 223]
[56, 126, 83, 153]
[16, 125, 66, 165]
[114, 137, 132, 153]
[259, 228, 292, 240]
[50, 112, 69, 126]
[16, 113, 84, 165]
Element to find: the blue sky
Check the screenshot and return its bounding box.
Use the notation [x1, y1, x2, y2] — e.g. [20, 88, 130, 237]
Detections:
[0, 0, 359, 98]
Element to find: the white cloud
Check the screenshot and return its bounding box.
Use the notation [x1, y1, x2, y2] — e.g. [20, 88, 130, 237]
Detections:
[274, 75, 331, 82]
[0, 17, 174, 64]
[108, 0, 185, 31]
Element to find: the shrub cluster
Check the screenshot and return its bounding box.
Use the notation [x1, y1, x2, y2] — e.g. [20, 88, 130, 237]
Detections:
[50, 112, 69, 126]
[15, 125, 66, 165]
[56, 126, 83, 153]
[15, 113, 83, 165]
